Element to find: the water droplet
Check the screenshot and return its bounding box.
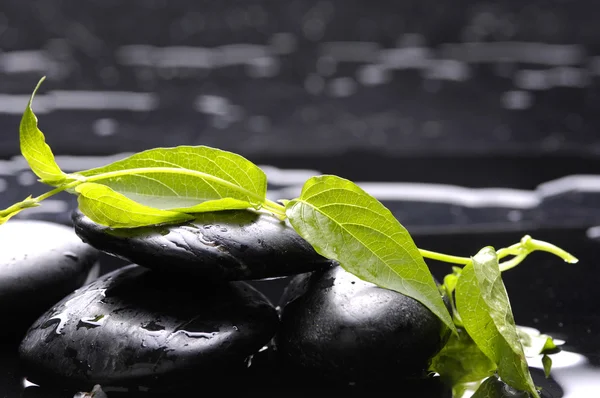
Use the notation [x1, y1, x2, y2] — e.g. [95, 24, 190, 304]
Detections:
[233, 326, 239, 331]
[63, 251, 79, 261]
[141, 320, 165, 332]
[244, 354, 254, 368]
[22, 378, 39, 388]
[78, 314, 108, 329]
[168, 330, 214, 340]
[42, 312, 69, 335]
[197, 233, 217, 247]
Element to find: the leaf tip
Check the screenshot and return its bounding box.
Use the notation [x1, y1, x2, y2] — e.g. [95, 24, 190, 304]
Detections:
[29, 76, 47, 105]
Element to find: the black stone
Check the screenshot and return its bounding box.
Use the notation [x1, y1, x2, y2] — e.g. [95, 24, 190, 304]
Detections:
[19, 264, 279, 391]
[0, 220, 98, 340]
[276, 265, 451, 385]
[72, 209, 331, 281]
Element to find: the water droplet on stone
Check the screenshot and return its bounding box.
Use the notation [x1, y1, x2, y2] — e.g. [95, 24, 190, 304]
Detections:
[63, 251, 79, 261]
[167, 329, 214, 340]
[42, 312, 69, 335]
[77, 314, 108, 329]
[197, 233, 217, 247]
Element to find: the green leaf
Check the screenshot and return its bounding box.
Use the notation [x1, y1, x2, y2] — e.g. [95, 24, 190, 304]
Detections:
[76, 146, 266, 212]
[471, 376, 530, 398]
[430, 328, 496, 388]
[20, 77, 69, 185]
[285, 175, 456, 334]
[542, 355, 552, 378]
[75, 182, 194, 228]
[456, 247, 539, 397]
[443, 274, 459, 294]
[517, 326, 560, 358]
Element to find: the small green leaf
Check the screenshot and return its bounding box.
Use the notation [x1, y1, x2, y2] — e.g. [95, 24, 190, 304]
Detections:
[76, 146, 267, 212]
[285, 175, 455, 334]
[430, 328, 496, 388]
[542, 355, 552, 378]
[456, 247, 539, 397]
[20, 77, 68, 185]
[443, 268, 461, 295]
[517, 326, 561, 358]
[0, 196, 40, 225]
[471, 376, 530, 398]
[75, 182, 194, 228]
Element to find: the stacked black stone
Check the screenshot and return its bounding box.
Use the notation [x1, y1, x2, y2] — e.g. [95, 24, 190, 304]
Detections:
[14, 210, 450, 393]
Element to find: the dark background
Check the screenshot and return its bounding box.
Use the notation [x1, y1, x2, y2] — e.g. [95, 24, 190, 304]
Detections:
[0, 1, 599, 396]
[1, 1, 600, 173]
[2, 0, 600, 230]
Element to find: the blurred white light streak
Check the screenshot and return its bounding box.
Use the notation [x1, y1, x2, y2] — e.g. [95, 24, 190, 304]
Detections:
[0, 91, 158, 114]
[441, 42, 584, 65]
[0, 50, 51, 73]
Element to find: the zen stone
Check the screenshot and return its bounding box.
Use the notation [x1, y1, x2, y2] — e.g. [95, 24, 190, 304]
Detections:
[276, 265, 451, 385]
[0, 220, 98, 339]
[19, 264, 279, 391]
[72, 209, 331, 281]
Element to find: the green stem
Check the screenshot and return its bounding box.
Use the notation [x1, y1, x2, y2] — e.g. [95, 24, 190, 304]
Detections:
[496, 242, 523, 260]
[261, 199, 287, 219]
[33, 180, 81, 202]
[419, 249, 471, 265]
[521, 235, 578, 264]
[498, 253, 528, 272]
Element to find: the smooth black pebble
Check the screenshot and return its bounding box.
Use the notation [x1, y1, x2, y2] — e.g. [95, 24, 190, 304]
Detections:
[72, 209, 331, 281]
[0, 220, 98, 340]
[19, 264, 279, 391]
[276, 265, 451, 386]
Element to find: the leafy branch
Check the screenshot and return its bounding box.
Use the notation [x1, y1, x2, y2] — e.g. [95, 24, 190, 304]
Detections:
[0, 78, 579, 398]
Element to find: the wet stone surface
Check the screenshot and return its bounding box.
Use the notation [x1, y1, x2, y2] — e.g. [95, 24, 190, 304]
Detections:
[276, 265, 451, 385]
[0, 220, 98, 340]
[19, 264, 279, 391]
[72, 209, 331, 281]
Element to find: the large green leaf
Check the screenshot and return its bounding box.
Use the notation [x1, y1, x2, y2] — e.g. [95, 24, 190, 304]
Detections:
[456, 247, 539, 397]
[19, 77, 69, 185]
[75, 182, 194, 228]
[285, 175, 456, 334]
[76, 146, 267, 212]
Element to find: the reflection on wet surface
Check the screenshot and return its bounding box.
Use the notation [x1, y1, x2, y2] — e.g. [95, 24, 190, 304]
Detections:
[2, 349, 599, 397]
